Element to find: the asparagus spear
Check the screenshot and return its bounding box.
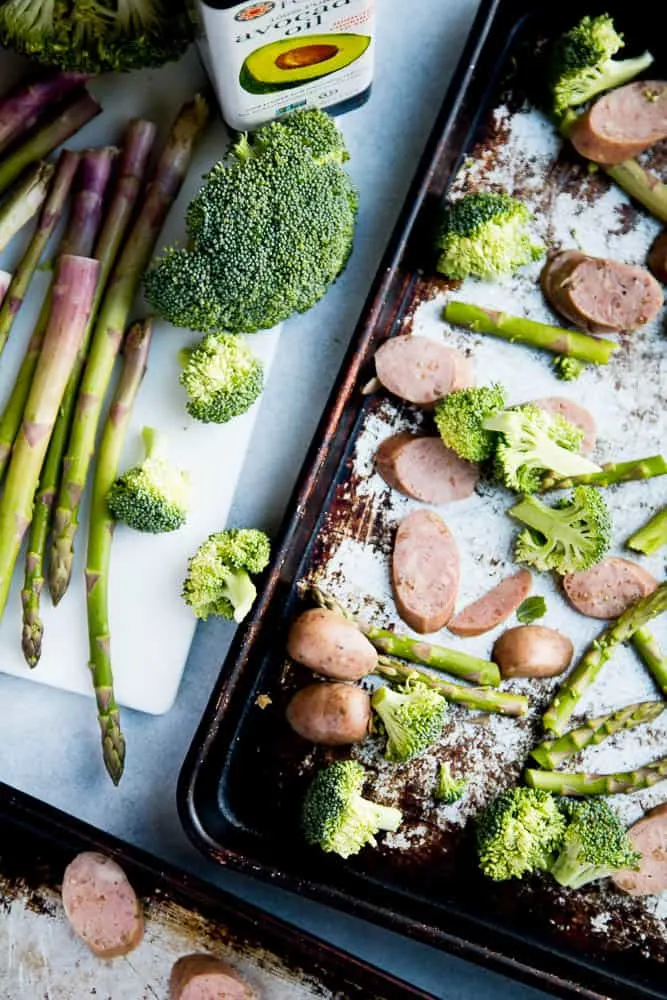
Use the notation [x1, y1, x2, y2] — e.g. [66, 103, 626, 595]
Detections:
[21, 128, 155, 666]
[0, 270, 10, 303]
[308, 586, 501, 686]
[526, 756, 667, 796]
[543, 584, 667, 736]
[531, 700, 665, 769]
[0, 151, 80, 358]
[0, 71, 88, 156]
[85, 319, 152, 784]
[0, 161, 54, 254]
[0, 255, 100, 619]
[49, 95, 209, 605]
[0, 90, 101, 197]
[632, 628, 667, 696]
[443, 301, 619, 365]
[540, 455, 667, 491]
[605, 161, 667, 224]
[627, 508, 667, 556]
[375, 657, 528, 717]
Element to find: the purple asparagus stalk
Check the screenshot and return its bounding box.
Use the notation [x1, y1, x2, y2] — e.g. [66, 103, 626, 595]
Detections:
[0, 160, 54, 254]
[0, 71, 89, 156]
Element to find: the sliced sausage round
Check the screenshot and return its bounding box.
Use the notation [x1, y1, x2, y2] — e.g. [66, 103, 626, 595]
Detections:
[374, 335, 473, 405]
[170, 954, 256, 999]
[286, 608, 377, 680]
[392, 508, 460, 633]
[532, 396, 597, 453]
[286, 682, 371, 745]
[569, 81, 667, 165]
[492, 625, 573, 679]
[448, 569, 532, 638]
[563, 557, 657, 620]
[61, 852, 144, 959]
[375, 433, 479, 504]
[612, 803, 667, 896]
[648, 230, 667, 285]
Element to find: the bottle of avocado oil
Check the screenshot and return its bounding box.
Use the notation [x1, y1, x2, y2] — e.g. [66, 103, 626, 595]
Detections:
[194, 0, 376, 131]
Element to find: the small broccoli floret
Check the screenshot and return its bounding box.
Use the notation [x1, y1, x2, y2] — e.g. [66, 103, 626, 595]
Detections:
[435, 762, 466, 804]
[182, 528, 271, 622]
[371, 680, 447, 763]
[552, 356, 586, 381]
[435, 192, 544, 281]
[549, 14, 654, 119]
[484, 404, 599, 493]
[301, 760, 403, 858]
[180, 334, 264, 424]
[510, 487, 612, 575]
[106, 427, 190, 534]
[550, 799, 641, 889]
[434, 384, 506, 462]
[477, 786, 566, 881]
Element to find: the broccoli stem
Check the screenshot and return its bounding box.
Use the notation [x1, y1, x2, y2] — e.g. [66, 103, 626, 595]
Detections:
[530, 700, 665, 769]
[631, 628, 667, 696]
[627, 507, 667, 556]
[0, 89, 101, 197]
[542, 584, 667, 736]
[0, 153, 79, 361]
[604, 161, 667, 224]
[0, 71, 89, 156]
[540, 455, 667, 491]
[374, 657, 529, 717]
[0, 255, 100, 621]
[85, 319, 152, 784]
[526, 756, 667, 796]
[444, 301, 618, 364]
[0, 160, 54, 254]
[309, 586, 500, 686]
[48, 99, 206, 605]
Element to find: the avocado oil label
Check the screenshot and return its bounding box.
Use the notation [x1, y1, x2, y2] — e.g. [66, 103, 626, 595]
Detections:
[195, 0, 376, 130]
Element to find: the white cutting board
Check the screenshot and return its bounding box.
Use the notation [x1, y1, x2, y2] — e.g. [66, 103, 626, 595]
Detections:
[0, 47, 281, 714]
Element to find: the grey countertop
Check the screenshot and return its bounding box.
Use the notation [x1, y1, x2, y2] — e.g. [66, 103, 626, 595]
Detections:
[0, 3, 553, 998]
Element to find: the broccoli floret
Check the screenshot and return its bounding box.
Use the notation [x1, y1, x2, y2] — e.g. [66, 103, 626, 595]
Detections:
[182, 528, 271, 622]
[145, 109, 358, 334]
[550, 799, 641, 889]
[371, 680, 447, 763]
[180, 334, 264, 424]
[435, 192, 544, 281]
[510, 487, 612, 575]
[107, 427, 190, 533]
[477, 787, 566, 881]
[549, 14, 654, 119]
[302, 760, 403, 859]
[0, 0, 192, 73]
[434, 384, 506, 462]
[483, 404, 599, 493]
[552, 356, 586, 381]
[435, 762, 466, 804]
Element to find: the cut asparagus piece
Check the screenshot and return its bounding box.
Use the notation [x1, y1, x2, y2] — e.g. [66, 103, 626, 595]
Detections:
[632, 628, 667, 696]
[627, 508, 667, 556]
[0, 160, 54, 254]
[526, 757, 667, 795]
[49, 95, 209, 605]
[0, 71, 88, 156]
[540, 455, 667, 491]
[85, 319, 152, 784]
[605, 161, 667, 224]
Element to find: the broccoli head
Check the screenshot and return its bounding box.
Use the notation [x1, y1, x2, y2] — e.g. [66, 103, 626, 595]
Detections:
[107, 427, 190, 533]
[144, 109, 358, 335]
[552, 355, 586, 381]
[549, 14, 654, 119]
[371, 680, 447, 763]
[435, 192, 544, 281]
[510, 486, 612, 575]
[435, 761, 467, 804]
[484, 404, 599, 493]
[180, 334, 264, 424]
[182, 528, 271, 622]
[550, 798, 641, 889]
[477, 786, 566, 881]
[434, 383, 506, 462]
[0, 0, 192, 73]
[301, 760, 403, 858]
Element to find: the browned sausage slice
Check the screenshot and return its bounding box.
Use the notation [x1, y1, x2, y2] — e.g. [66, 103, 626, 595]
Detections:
[532, 396, 597, 453]
[648, 230, 667, 284]
[612, 804, 667, 896]
[448, 569, 532, 637]
[375, 433, 479, 504]
[569, 81, 667, 165]
[374, 335, 473, 405]
[563, 557, 657, 620]
[61, 852, 144, 958]
[540, 249, 587, 304]
[170, 954, 256, 999]
[392, 509, 459, 633]
[286, 608, 377, 681]
[286, 683, 371, 745]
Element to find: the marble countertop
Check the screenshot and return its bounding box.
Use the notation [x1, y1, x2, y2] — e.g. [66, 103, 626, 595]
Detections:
[0, 3, 553, 997]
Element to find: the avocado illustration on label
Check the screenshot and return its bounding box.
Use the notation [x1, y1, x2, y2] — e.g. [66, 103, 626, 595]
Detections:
[240, 33, 371, 94]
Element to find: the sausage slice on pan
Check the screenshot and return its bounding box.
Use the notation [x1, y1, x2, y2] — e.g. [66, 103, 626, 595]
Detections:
[563, 557, 657, 619]
[612, 804, 667, 896]
[61, 852, 144, 958]
[448, 569, 532, 638]
[376, 433, 479, 503]
[170, 954, 257, 999]
[392, 508, 460, 633]
[375, 335, 473, 405]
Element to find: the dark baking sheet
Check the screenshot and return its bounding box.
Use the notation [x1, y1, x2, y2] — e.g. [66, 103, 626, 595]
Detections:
[178, 2, 667, 998]
[0, 782, 432, 999]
